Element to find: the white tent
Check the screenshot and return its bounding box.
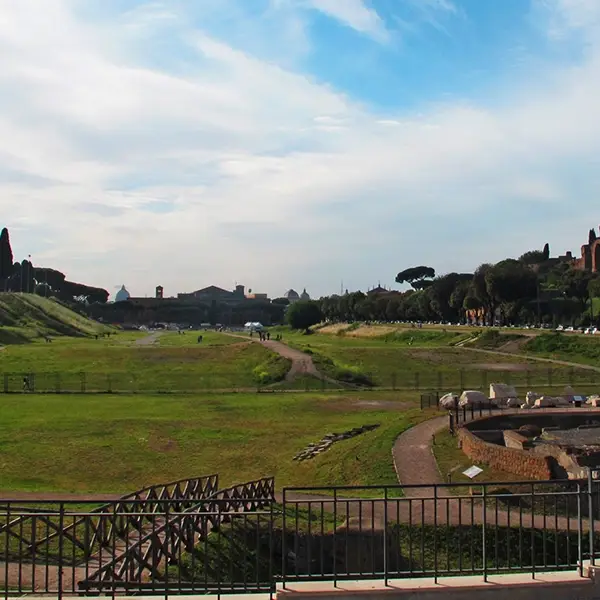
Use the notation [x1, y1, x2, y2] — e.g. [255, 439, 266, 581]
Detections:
[244, 322, 264, 331]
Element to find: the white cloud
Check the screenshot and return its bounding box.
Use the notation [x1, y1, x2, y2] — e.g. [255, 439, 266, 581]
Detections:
[302, 0, 389, 41]
[1, 0, 600, 297]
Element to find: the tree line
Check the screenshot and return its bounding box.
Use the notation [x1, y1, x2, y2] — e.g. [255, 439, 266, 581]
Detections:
[288, 241, 600, 330]
[0, 228, 109, 304]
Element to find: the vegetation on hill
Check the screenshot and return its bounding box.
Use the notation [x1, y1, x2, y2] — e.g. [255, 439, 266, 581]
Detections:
[0, 293, 110, 343]
[524, 332, 600, 365]
[0, 227, 109, 303]
[315, 240, 600, 328]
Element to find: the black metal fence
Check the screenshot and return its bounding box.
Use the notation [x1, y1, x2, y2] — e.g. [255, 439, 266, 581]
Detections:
[2, 366, 599, 394]
[3, 475, 600, 598]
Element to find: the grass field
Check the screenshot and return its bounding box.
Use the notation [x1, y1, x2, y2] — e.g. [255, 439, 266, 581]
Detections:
[0, 391, 430, 493]
[272, 327, 595, 390]
[0, 330, 290, 391]
[0, 293, 110, 343]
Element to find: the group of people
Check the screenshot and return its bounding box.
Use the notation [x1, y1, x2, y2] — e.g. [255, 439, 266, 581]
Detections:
[249, 330, 284, 342]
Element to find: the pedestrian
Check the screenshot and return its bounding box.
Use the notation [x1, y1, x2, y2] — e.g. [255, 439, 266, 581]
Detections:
[267, 332, 270, 341]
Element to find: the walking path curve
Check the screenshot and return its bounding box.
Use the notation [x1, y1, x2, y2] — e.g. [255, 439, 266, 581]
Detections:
[224, 333, 345, 386]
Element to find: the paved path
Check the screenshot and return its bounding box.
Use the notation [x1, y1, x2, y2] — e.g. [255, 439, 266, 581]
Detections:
[392, 416, 447, 497]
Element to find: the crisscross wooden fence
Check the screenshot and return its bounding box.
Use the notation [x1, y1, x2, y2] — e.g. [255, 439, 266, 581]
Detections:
[79, 477, 275, 593]
[0, 475, 219, 562]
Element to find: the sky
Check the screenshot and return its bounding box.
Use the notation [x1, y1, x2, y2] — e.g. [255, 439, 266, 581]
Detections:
[1, 0, 600, 300]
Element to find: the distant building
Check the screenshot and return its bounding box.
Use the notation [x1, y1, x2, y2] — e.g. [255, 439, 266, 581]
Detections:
[284, 289, 300, 303]
[155, 285, 163, 299]
[115, 285, 130, 302]
[300, 288, 310, 301]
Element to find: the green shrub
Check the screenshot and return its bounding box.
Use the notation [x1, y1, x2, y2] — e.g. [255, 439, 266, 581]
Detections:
[252, 354, 291, 385]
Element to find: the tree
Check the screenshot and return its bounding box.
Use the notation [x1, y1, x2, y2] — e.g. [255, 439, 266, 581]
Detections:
[484, 259, 537, 324]
[590, 229, 597, 245]
[0, 228, 13, 281]
[286, 300, 322, 332]
[543, 243, 550, 261]
[395, 266, 436, 290]
[519, 250, 545, 264]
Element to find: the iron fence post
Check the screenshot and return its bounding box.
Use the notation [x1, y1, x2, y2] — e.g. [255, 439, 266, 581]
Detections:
[384, 488, 388, 586]
[58, 502, 64, 600]
[578, 481, 584, 577]
[482, 486, 487, 582]
[434, 485, 438, 584]
[282, 488, 287, 589]
[589, 468, 595, 567]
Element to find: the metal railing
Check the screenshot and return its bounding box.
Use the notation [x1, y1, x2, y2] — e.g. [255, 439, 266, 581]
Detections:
[3, 476, 600, 598]
[281, 476, 600, 587]
[2, 366, 598, 394]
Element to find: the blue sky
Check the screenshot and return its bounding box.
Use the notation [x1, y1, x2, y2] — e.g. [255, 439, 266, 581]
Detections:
[1, 0, 600, 299]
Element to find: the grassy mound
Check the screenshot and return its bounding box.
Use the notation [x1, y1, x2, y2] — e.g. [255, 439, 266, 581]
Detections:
[0, 293, 110, 343]
[470, 330, 525, 350]
[524, 332, 600, 365]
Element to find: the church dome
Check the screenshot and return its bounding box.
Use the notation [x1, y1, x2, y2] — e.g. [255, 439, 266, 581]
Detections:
[284, 289, 300, 300]
[115, 285, 130, 302]
[300, 288, 310, 301]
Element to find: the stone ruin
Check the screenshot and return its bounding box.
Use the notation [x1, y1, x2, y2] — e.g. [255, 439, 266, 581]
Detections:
[439, 384, 593, 411]
[293, 424, 380, 462]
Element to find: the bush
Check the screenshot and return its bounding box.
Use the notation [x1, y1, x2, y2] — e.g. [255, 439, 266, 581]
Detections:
[252, 354, 290, 385]
[310, 351, 375, 387]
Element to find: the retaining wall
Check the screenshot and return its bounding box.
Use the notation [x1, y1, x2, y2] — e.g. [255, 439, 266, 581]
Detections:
[457, 427, 553, 480]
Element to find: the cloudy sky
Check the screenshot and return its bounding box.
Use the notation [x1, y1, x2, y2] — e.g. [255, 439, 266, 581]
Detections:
[1, 0, 600, 299]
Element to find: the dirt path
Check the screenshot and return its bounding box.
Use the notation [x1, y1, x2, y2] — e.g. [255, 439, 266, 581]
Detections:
[135, 331, 163, 345]
[224, 333, 344, 386]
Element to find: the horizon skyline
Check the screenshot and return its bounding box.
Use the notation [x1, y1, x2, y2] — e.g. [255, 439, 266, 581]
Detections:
[2, 0, 600, 298]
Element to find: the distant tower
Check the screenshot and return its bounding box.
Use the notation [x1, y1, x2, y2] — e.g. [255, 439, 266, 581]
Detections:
[155, 285, 163, 299]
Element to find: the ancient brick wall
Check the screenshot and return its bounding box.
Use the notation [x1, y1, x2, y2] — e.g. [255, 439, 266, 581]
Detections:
[458, 427, 553, 480]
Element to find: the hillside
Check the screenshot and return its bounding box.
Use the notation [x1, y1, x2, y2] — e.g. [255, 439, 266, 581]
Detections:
[0, 293, 111, 344]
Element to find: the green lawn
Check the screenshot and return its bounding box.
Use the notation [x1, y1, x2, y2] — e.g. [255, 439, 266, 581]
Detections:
[273, 328, 594, 390]
[0, 334, 290, 392]
[0, 293, 111, 343]
[0, 391, 429, 493]
[524, 332, 600, 367]
[158, 331, 242, 346]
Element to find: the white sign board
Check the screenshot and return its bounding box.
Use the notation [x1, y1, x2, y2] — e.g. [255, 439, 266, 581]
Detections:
[462, 466, 483, 479]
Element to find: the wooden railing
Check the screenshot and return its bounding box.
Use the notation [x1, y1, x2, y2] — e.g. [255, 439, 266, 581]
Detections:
[78, 477, 275, 593]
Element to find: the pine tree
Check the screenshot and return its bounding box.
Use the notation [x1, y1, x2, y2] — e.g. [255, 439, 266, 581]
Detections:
[542, 242, 550, 261]
[0, 228, 13, 280]
[590, 228, 597, 245]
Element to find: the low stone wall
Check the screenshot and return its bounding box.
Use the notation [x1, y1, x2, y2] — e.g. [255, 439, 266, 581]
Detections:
[458, 427, 553, 480]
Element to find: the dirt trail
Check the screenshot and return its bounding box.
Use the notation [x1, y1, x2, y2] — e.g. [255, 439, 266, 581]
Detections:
[134, 331, 163, 345]
[225, 333, 343, 386]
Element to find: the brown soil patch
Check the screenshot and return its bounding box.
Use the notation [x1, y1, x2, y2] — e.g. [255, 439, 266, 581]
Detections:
[346, 326, 397, 338]
[148, 433, 178, 452]
[471, 362, 531, 371]
[318, 324, 351, 335]
[318, 398, 414, 412]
